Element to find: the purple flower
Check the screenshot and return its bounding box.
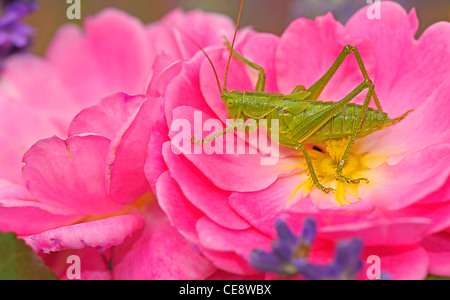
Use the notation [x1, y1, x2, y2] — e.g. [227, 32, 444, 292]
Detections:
[250, 218, 317, 276]
[297, 239, 363, 280]
[250, 218, 364, 280]
[0, 0, 37, 62]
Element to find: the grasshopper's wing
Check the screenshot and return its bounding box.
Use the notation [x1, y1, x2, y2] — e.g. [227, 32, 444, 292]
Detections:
[289, 103, 340, 143]
[284, 91, 311, 101]
[281, 100, 311, 115]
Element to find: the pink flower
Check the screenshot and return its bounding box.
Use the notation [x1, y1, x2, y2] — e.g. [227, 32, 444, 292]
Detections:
[0, 8, 241, 279]
[148, 2, 450, 279]
[0, 7, 238, 185]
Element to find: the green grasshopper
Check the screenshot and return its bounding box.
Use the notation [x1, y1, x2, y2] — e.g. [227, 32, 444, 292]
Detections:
[191, 0, 411, 193]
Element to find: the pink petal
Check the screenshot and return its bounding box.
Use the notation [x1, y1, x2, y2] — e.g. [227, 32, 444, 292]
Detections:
[417, 175, 450, 205]
[162, 142, 250, 230]
[346, 3, 450, 116]
[47, 9, 152, 107]
[146, 55, 183, 97]
[421, 230, 450, 277]
[155, 171, 204, 243]
[107, 99, 160, 204]
[0, 54, 79, 117]
[361, 144, 450, 210]
[229, 174, 310, 235]
[198, 246, 257, 275]
[383, 201, 450, 235]
[170, 106, 287, 192]
[0, 205, 80, 236]
[364, 80, 450, 161]
[147, 9, 235, 61]
[276, 12, 375, 103]
[196, 217, 271, 260]
[0, 97, 66, 184]
[112, 202, 217, 279]
[164, 51, 217, 126]
[360, 245, 428, 280]
[195, 217, 272, 274]
[319, 217, 431, 246]
[22, 135, 124, 215]
[25, 214, 144, 253]
[68, 93, 147, 139]
[144, 114, 170, 192]
[0, 180, 77, 215]
[0, 182, 81, 234]
[42, 248, 112, 280]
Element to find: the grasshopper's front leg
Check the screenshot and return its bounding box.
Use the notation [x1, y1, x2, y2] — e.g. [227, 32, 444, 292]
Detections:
[191, 119, 258, 145]
[191, 123, 236, 145]
[224, 39, 266, 92]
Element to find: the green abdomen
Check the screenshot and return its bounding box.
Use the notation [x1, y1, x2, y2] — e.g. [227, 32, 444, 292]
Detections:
[282, 101, 390, 144]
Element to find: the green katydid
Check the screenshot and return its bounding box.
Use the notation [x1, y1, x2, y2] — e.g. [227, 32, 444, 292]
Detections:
[191, 0, 412, 193]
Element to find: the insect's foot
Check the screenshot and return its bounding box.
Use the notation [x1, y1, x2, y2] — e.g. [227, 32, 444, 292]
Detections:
[322, 187, 335, 193]
[315, 185, 335, 193]
[336, 175, 369, 184]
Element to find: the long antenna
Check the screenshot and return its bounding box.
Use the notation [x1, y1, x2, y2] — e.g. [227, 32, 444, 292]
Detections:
[169, 24, 223, 95]
[223, 0, 244, 93]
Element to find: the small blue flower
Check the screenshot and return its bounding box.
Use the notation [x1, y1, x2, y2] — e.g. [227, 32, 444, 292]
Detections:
[249, 218, 317, 277]
[249, 218, 364, 280]
[0, 0, 37, 63]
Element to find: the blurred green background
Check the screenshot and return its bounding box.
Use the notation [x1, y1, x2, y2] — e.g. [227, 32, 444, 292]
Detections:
[24, 0, 450, 56]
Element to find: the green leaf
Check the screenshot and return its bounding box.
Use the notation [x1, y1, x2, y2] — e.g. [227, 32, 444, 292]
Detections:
[426, 274, 450, 280]
[0, 231, 58, 280]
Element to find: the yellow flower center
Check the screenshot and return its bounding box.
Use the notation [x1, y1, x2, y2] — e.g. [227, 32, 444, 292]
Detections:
[288, 137, 372, 206]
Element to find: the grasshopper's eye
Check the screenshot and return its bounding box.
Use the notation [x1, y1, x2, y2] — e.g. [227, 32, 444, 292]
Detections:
[227, 99, 235, 107]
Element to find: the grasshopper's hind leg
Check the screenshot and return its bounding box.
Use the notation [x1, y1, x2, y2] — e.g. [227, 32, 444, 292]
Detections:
[334, 82, 375, 184]
[306, 45, 383, 112]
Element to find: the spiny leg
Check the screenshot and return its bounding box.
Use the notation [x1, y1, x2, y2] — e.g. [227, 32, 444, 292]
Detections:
[224, 38, 266, 92]
[334, 82, 375, 184]
[306, 45, 383, 112]
[279, 137, 334, 193]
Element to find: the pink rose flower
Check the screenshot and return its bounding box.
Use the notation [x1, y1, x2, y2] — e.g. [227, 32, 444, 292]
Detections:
[0, 8, 241, 279]
[148, 2, 450, 279]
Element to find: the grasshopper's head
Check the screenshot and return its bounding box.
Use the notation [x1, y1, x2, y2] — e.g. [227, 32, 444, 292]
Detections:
[222, 91, 244, 120]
